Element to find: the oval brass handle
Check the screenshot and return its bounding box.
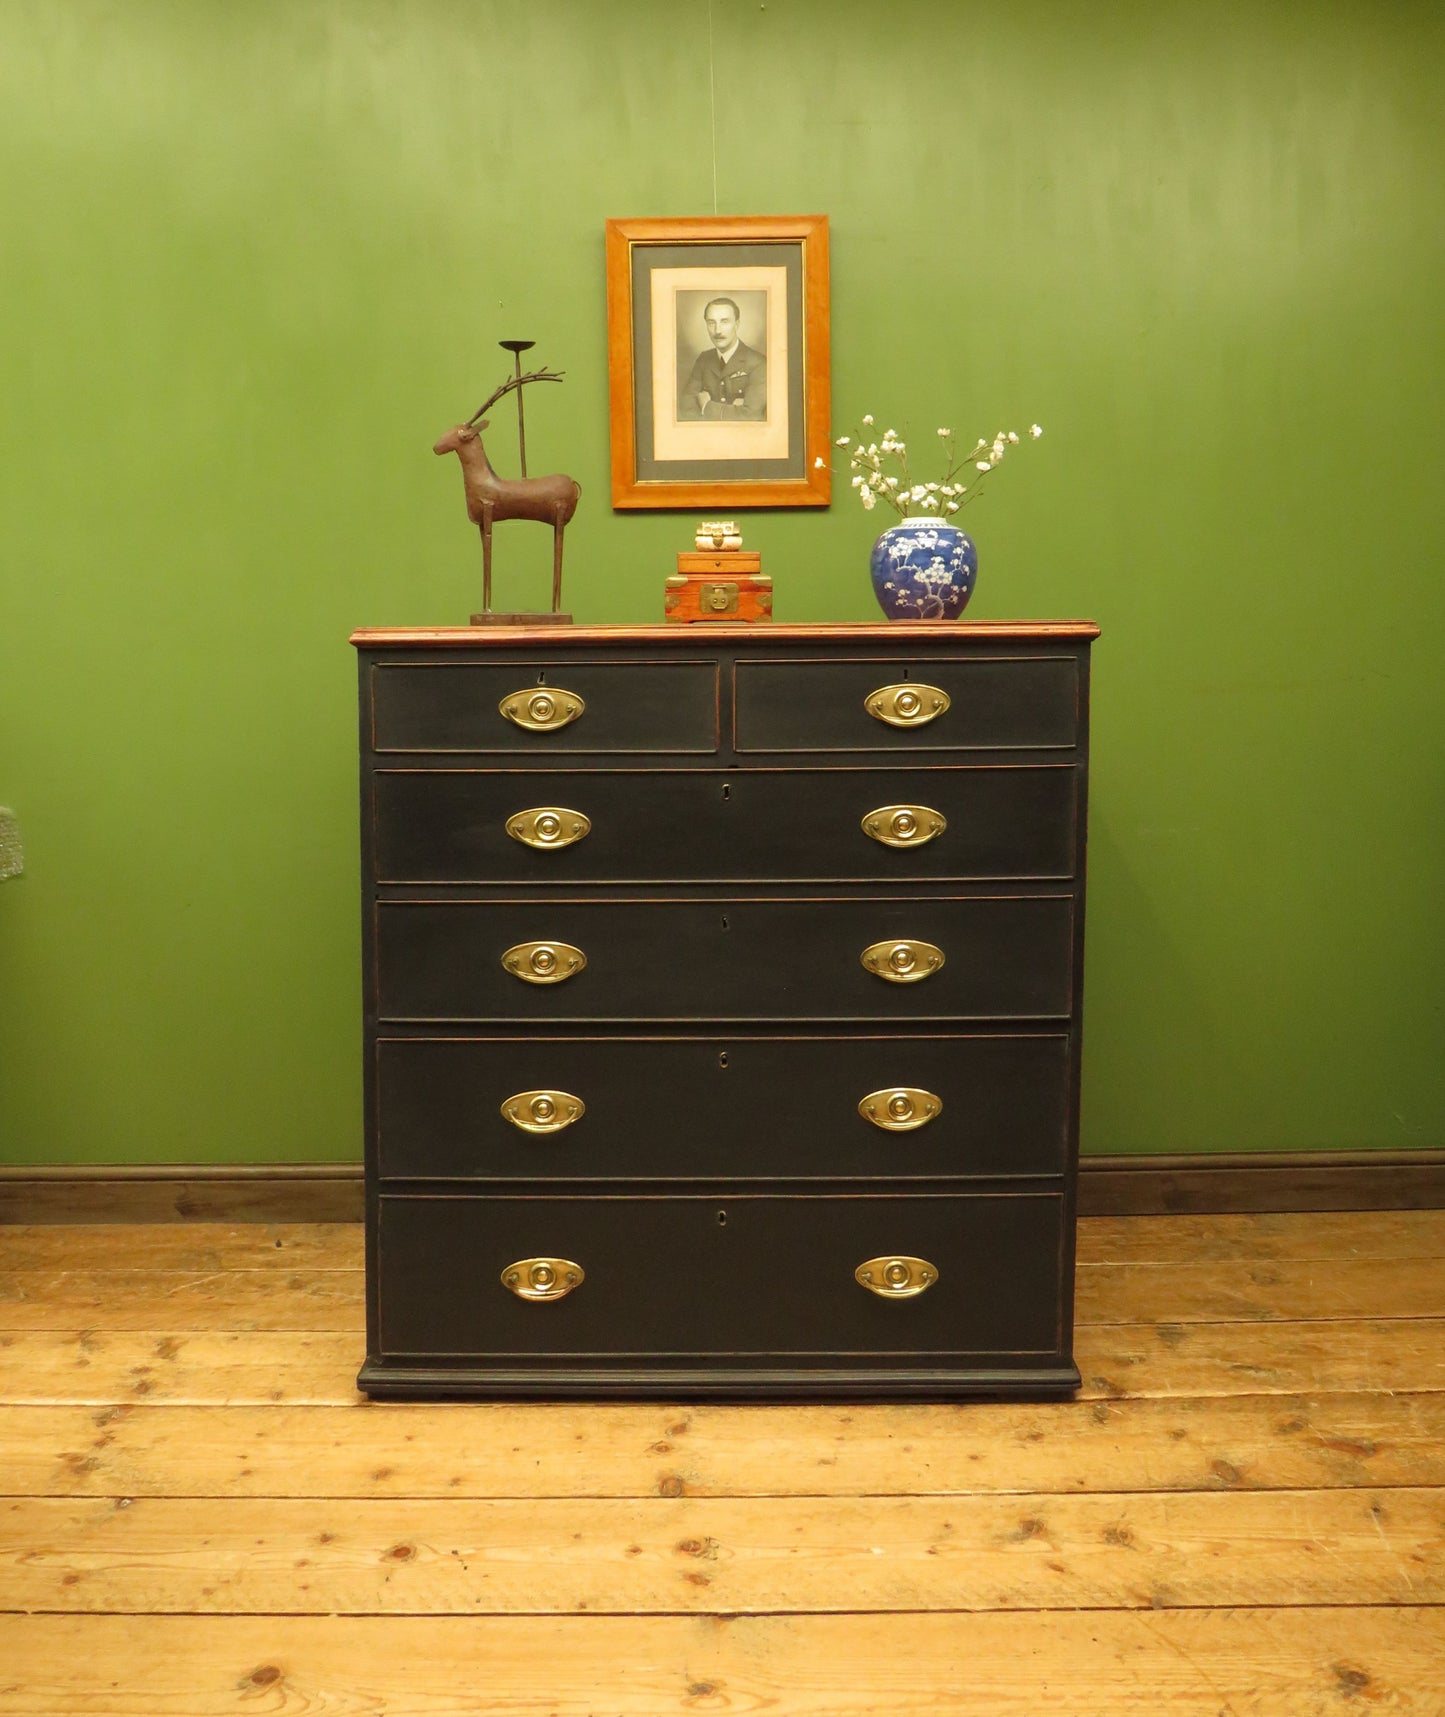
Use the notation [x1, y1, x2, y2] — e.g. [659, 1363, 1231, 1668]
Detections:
[501, 1089, 585, 1134]
[501, 940, 587, 984]
[501, 1257, 584, 1301]
[506, 807, 591, 850]
[864, 683, 951, 729]
[860, 938, 945, 983]
[856, 1255, 939, 1298]
[499, 687, 585, 732]
[859, 1087, 942, 1131]
[861, 804, 946, 849]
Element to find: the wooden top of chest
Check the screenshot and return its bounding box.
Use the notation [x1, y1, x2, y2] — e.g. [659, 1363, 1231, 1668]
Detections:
[351, 621, 1100, 649]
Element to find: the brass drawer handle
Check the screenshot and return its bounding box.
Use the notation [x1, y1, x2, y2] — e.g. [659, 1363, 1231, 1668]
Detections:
[501, 1257, 584, 1301]
[861, 938, 945, 983]
[859, 1087, 942, 1131]
[861, 804, 946, 849]
[856, 1255, 938, 1298]
[864, 682, 950, 729]
[501, 940, 587, 984]
[501, 1089, 585, 1134]
[506, 807, 591, 850]
[499, 687, 585, 732]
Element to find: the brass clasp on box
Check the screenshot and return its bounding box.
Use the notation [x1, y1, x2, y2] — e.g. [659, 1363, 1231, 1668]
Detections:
[499, 687, 585, 732]
[864, 683, 951, 728]
[861, 804, 946, 849]
[855, 1256, 938, 1298]
[701, 581, 739, 615]
[859, 1087, 942, 1131]
[861, 939, 944, 983]
[506, 807, 591, 850]
[501, 940, 586, 984]
[501, 1257, 584, 1301]
[501, 1089, 585, 1135]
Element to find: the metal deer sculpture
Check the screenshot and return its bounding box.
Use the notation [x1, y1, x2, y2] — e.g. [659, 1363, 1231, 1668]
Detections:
[434, 367, 580, 620]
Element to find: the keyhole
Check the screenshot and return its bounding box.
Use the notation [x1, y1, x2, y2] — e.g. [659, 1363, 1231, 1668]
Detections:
[718, 1051, 729, 1069]
[536, 669, 546, 684]
[722, 782, 731, 801]
[901, 667, 910, 680]
[717, 1210, 727, 1226]
[721, 914, 729, 931]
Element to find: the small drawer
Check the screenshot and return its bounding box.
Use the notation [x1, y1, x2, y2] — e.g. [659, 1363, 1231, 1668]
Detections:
[375, 895, 1074, 1023]
[370, 659, 719, 755]
[376, 1032, 1072, 1181]
[377, 1191, 1065, 1360]
[373, 766, 1078, 883]
[733, 655, 1079, 752]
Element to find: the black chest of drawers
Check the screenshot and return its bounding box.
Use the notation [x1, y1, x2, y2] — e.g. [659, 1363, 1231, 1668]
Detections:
[352, 621, 1098, 1400]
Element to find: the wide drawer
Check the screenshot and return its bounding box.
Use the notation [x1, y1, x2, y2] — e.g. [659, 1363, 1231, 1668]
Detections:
[376, 1032, 1072, 1180]
[733, 655, 1079, 752]
[375, 895, 1075, 1022]
[373, 766, 1078, 883]
[370, 659, 719, 754]
[377, 1192, 1065, 1360]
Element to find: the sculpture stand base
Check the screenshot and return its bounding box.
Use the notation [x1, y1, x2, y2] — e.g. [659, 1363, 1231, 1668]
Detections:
[469, 612, 572, 627]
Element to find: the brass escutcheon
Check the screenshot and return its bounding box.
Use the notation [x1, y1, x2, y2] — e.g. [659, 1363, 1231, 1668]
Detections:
[855, 1255, 939, 1298]
[861, 804, 947, 849]
[501, 1089, 585, 1135]
[864, 683, 951, 728]
[860, 938, 945, 983]
[501, 1257, 585, 1301]
[858, 1087, 943, 1131]
[499, 687, 585, 732]
[505, 806, 591, 851]
[501, 940, 587, 984]
[701, 582, 739, 615]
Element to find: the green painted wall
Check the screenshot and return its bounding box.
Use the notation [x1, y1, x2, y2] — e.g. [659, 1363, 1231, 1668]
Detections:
[1, 0, 1441, 1165]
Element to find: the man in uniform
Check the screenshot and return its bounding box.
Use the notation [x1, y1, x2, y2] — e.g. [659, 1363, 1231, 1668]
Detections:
[679, 297, 767, 420]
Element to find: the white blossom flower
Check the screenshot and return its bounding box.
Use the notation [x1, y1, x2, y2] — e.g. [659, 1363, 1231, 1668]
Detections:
[937, 427, 950, 437]
[862, 414, 874, 425]
[851, 474, 864, 487]
[1007, 431, 1019, 444]
[813, 456, 825, 468]
[976, 460, 991, 471]
[861, 487, 876, 509]
[1030, 424, 1043, 438]
[945, 502, 960, 513]
[834, 435, 849, 446]
[910, 485, 928, 501]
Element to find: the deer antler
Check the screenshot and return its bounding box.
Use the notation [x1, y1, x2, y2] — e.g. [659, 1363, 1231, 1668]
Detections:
[467, 367, 565, 426]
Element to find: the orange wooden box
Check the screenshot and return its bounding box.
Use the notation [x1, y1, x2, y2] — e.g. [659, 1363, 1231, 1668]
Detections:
[664, 570, 773, 623]
[676, 550, 763, 575]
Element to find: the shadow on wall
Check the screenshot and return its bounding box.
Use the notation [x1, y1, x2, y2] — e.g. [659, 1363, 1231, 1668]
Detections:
[1079, 809, 1226, 1157]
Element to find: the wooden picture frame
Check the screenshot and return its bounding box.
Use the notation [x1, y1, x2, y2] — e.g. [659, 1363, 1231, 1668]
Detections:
[605, 214, 831, 510]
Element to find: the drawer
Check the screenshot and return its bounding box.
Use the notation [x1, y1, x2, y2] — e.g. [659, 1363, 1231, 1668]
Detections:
[373, 766, 1078, 883]
[370, 659, 719, 755]
[377, 1192, 1065, 1360]
[733, 655, 1079, 752]
[376, 1033, 1072, 1181]
[376, 895, 1074, 1022]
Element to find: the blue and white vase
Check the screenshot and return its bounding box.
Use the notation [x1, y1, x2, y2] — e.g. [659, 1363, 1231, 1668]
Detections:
[869, 516, 978, 620]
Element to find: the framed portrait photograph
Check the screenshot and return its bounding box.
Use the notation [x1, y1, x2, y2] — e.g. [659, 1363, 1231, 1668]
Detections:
[605, 214, 830, 509]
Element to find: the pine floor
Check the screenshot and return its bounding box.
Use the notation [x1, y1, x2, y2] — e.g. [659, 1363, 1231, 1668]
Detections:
[0, 1210, 1442, 1714]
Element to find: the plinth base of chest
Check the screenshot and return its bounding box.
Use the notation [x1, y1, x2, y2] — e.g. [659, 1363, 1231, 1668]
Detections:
[357, 1359, 1083, 1401]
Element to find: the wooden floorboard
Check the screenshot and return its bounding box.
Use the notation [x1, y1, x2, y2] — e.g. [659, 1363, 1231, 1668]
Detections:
[0, 1211, 1442, 1714]
[4, 1610, 1445, 1715]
